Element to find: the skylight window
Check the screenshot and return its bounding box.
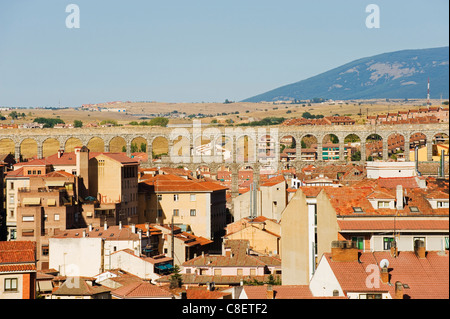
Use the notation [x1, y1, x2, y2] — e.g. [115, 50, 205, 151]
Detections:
[409, 206, 420, 213]
[353, 207, 364, 213]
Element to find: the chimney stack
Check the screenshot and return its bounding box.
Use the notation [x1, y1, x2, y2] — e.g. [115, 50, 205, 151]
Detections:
[88, 224, 93, 232]
[266, 285, 275, 299]
[395, 281, 404, 299]
[331, 241, 359, 262]
[119, 221, 122, 230]
[82, 230, 86, 238]
[57, 149, 64, 158]
[414, 239, 426, 259]
[380, 267, 389, 284]
[396, 185, 404, 210]
[390, 240, 398, 258]
[131, 224, 136, 233]
[104, 220, 108, 230]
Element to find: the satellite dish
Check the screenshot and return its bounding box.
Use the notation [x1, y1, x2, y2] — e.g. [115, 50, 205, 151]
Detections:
[380, 259, 390, 268]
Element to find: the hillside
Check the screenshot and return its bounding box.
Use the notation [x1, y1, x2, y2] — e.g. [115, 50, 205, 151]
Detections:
[243, 47, 449, 102]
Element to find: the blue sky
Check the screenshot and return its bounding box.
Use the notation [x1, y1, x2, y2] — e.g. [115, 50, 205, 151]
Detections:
[0, 0, 448, 107]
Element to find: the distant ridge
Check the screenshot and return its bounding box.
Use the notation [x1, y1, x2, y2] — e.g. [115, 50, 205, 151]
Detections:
[243, 47, 449, 102]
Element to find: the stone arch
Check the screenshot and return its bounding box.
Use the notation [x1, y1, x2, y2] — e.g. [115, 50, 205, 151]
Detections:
[192, 135, 212, 157]
[300, 134, 318, 162]
[151, 136, 169, 161]
[409, 132, 427, 162]
[344, 133, 362, 162]
[87, 137, 105, 153]
[109, 136, 127, 153]
[0, 137, 15, 157]
[214, 134, 233, 163]
[64, 137, 83, 153]
[172, 135, 190, 157]
[236, 134, 256, 164]
[387, 133, 406, 162]
[279, 134, 297, 167]
[20, 138, 38, 160]
[365, 134, 383, 161]
[130, 136, 147, 154]
[322, 134, 340, 161]
[42, 137, 60, 158]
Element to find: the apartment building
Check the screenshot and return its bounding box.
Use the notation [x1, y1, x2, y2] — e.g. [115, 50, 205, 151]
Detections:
[281, 176, 449, 286]
[137, 174, 228, 248]
[14, 171, 79, 269]
[48, 223, 159, 277]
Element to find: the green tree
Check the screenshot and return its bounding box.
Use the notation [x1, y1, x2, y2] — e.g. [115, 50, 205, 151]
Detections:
[140, 143, 147, 153]
[169, 265, 183, 289]
[74, 120, 83, 128]
[149, 117, 169, 127]
[9, 111, 18, 120]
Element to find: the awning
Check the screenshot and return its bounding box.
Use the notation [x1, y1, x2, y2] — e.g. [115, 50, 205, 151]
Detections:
[46, 181, 66, 187]
[155, 264, 173, 270]
[47, 199, 56, 206]
[22, 198, 41, 205]
[37, 280, 53, 292]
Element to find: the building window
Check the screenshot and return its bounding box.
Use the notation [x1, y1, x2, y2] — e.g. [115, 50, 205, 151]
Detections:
[352, 207, 364, 213]
[214, 269, 222, 276]
[237, 269, 243, 276]
[190, 209, 196, 216]
[42, 245, 49, 256]
[4, 278, 18, 292]
[22, 215, 35, 222]
[377, 201, 390, 208]
[9, 196, 14, 204]
[157, 194, 162, 201]
[173, 209, 179, 216]
[437, 201, 449, 208]
[366, 294, 382, 299]
[383, 237, 394, 250]
[157, 209, 163, 218]
[174, 194, 179, 202]
[10, 229, 17, 240]
[54, 214, 60, 221]
[250, 269, 256, 276]
[190, 194, 196, 202]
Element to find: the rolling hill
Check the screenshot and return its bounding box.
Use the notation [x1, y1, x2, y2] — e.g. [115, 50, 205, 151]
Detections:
[243, 47, 449, 102]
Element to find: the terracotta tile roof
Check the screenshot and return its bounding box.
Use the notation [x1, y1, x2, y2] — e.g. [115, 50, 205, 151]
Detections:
[260, 175, 285, 187]
[112, 281, 173, 298]
[322, 186, 449, 217]
[324, 251, 449, 299]
[141, 174, 228, 192]
[51, 225, 146, 241]
[243, 285, 318, 299]
[182, 253, 281, 268]
[52, 277, 111, 296]
[338, 219, 449, 231]
[186, 287, 231, 299]
[156, 274, 282, 285]
[0, 241, 36, 265]
[377, 177, 420, 189]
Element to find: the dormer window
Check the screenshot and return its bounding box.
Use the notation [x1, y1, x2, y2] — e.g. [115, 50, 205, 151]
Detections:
[353, 207, 364, 213]
[377, 201, 391, 209]
[437, 201, 449, 208]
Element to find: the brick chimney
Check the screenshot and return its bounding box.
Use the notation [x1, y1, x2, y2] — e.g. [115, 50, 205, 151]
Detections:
[395, 281, 404, 299]
[380, 267, 389, 284]
[266, 285, 274, 299]
[414, 239, 426, 259]
[390, 240, 398, 258]
[331, 241, 359, 262]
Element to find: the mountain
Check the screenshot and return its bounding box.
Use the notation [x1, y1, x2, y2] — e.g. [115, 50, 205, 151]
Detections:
[243, 47, 449, 102]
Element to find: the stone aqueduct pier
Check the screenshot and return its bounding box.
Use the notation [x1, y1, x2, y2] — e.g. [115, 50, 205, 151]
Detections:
[1, 123, 448, 195]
